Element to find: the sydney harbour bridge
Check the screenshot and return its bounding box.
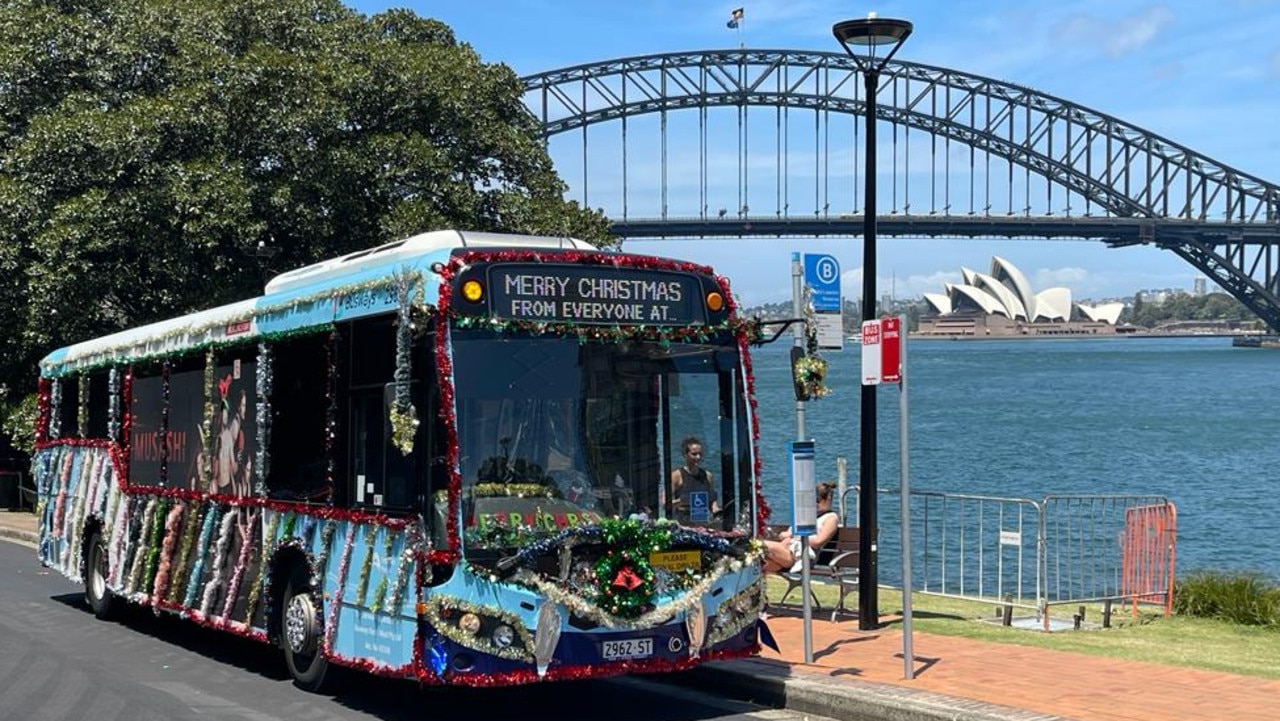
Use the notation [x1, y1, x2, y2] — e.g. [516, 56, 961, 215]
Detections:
[520, 49, 1280, 332]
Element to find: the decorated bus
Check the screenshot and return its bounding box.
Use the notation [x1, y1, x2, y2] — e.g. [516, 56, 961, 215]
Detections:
[31, 230, 773, 689]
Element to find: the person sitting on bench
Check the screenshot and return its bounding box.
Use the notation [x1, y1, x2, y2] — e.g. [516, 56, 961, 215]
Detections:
[762, 482, 840, 573]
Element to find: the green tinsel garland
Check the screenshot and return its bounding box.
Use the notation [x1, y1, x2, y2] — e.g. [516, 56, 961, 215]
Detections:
[388, 269, 421, 455]
[590, 518, 673, 618]
[368, 530, 396, 613]
[449, 313, 764, 346]
[168, 503, 205, 603]
[354, 524, 379, 607]
[244, 511, 281, 622]
[314, 520, 338, 580]
[47, 271, 419, 377]
[472, 482, 554, 498]
[47, 324, 336, 378]
[125, 498, 158, 596]
[143, 499, 169, 594]
[77, 375, 90, 436]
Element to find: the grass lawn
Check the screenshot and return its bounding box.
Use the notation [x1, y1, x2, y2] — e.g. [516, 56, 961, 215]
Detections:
[765, 577, 1280, 680]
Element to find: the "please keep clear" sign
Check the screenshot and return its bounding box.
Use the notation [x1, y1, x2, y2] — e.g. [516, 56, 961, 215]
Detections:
[488, 265, 703, 325]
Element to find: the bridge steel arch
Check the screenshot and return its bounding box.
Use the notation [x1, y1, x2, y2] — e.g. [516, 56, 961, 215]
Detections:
[522, 49, 1280, 332]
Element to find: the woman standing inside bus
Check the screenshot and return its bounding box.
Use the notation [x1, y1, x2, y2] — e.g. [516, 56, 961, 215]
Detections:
[670, 436, 719, 525]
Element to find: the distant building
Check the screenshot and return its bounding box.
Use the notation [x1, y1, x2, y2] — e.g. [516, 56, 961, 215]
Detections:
[919, 257, 1126, 337]
[1194, 278, 1207, 296]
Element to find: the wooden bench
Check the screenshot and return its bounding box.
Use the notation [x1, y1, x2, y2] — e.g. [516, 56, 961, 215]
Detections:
[775, 526, 861, 621]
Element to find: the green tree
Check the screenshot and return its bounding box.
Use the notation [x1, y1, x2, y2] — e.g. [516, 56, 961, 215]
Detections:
[0, 0, 610, 431]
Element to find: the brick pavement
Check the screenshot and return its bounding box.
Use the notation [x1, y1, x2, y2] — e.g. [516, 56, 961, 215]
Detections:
[747, 605, 1280, 721]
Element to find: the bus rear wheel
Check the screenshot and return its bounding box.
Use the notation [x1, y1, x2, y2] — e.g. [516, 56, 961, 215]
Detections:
[85, 530, 119, 620]
[282, 567, 330, 692]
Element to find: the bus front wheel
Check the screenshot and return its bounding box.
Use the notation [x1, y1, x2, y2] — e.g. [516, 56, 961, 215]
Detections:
[85, 530, 119, 620]
[282, 567, 330, 692]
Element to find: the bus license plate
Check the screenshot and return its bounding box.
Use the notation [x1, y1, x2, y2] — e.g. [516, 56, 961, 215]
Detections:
[601, 638, 653, 660]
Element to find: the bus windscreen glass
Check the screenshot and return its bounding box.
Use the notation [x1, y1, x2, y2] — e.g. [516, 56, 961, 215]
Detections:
[448, 332, 753, 551]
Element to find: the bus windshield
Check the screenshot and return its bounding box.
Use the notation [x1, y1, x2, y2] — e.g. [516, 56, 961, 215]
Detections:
[449, 331, 755, 551]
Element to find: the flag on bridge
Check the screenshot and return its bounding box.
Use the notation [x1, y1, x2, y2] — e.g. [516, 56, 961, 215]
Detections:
[726, 7, 744, 29]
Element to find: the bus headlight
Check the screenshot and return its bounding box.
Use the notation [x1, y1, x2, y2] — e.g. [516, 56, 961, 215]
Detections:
[491, 623, 516, 649]
[458, 612, 482, 636]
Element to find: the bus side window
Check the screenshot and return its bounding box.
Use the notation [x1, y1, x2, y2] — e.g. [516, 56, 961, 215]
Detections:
[343, 315, 430, 511]
[167, 355, 207, 491]
[56, 376, 79, 438]
[266, 332, 332, 501]
[128, 363, 165, 485]
[85, 370, 111, 439]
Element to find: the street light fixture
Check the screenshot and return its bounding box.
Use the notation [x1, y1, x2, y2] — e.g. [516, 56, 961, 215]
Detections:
[833, 11, 912, 632]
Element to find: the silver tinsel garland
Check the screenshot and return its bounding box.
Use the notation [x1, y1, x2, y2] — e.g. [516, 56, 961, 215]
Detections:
[49, 380, 62, 439]
[255, 343, 273, 496]
[107, 368, 121, 442]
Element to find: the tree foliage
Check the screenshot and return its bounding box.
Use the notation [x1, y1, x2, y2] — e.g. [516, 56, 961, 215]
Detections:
[0, 0, 610, 415]
[1121, 292, 1260, 328]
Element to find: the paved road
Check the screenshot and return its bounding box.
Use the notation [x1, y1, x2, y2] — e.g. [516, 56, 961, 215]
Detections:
[0, 541, 830, 721]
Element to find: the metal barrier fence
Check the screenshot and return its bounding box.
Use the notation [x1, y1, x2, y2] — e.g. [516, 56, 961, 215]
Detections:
[845, 487, 1177, 630]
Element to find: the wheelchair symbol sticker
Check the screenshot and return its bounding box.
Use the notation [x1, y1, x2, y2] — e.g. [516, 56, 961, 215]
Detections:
[689, 492, 710, 523]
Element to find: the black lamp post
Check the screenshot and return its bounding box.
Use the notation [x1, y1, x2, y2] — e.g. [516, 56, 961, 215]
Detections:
[833, 12, 912, 632]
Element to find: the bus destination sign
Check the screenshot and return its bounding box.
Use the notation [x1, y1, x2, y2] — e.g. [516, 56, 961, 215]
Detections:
[489, 265, 703, 325]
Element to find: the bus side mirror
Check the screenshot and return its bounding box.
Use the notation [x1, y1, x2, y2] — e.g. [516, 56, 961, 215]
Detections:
[790, 346, 811, 402]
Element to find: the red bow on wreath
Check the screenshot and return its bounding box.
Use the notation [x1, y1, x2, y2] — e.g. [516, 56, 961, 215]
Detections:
[612, 566, 643, 591]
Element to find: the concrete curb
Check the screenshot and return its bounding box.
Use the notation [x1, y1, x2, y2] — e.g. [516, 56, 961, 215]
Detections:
[0, 525, 37, 548]
[679, 659, 1076, 721]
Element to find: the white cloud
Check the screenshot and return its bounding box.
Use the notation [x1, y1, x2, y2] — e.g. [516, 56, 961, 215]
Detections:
[1033, 266, 1089, 288]
[1052, 5, 1176, 58]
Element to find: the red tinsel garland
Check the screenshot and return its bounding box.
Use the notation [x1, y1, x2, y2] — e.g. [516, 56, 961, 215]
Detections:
[432, 266, 462, 564]
[452, 249, 717, 276]
[738, 334, 771, 527]
[121, 368, 133, 481]
[35, 378, 51, 444]
[411, 642, 759, 687]
[160, 361, 171, 485]
[31, 436, 418, 530]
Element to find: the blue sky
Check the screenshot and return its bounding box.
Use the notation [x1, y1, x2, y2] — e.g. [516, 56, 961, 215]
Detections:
[346, 1, 1280, 306]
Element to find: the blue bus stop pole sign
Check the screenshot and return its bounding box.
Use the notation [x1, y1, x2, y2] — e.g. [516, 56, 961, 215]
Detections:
[803, 254, 841, 312]
[789, 440, 817, 536]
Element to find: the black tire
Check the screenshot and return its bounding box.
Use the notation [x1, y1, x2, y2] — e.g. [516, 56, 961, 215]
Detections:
[282, 566, 330, 692]
[85, 530, 120, 620]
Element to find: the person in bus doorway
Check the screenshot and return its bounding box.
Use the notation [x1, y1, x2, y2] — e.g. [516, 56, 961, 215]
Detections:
[762, 482, 839, 574]
[671, 436, 719, 525]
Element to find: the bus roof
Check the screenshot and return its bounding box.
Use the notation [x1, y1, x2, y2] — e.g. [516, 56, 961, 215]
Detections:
[39, 230, 596, 377]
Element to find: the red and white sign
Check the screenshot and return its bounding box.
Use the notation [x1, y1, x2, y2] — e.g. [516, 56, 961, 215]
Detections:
[881, 317, 902, 384]
[861, 317, 904, 386]
[860, 320, 882, 385]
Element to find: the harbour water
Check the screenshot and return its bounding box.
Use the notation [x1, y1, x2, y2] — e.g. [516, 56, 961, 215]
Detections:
[747, 335, 1280, 581]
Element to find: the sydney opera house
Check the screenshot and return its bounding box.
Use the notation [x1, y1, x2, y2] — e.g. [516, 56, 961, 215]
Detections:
[918, 257, 1126, 337]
